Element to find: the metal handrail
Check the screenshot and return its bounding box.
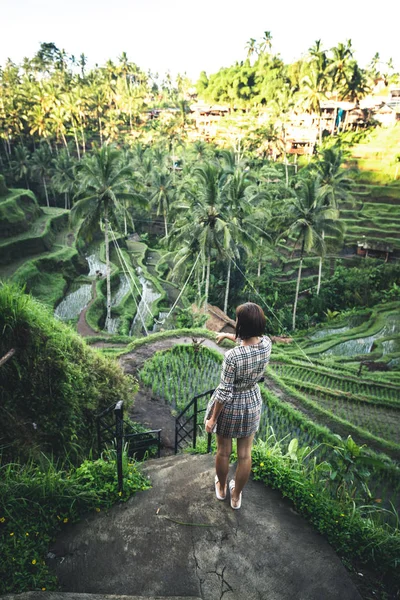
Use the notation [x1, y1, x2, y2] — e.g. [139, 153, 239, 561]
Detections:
[96, 401, 163, 493]
[175, 388, 215, 420]
[175, 388, 215, 454]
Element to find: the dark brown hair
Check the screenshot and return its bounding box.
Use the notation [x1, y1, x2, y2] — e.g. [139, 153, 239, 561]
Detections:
[235, 302, 266, 339]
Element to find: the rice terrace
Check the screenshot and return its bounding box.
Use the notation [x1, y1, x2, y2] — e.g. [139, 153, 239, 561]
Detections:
[1, 32, 400, 600]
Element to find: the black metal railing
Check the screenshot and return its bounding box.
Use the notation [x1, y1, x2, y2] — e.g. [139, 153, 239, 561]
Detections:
[96, 400, 162, 493]
[175, 388, 215, 454]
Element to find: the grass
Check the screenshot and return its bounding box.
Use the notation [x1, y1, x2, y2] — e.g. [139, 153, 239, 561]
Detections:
[0, 450, 150, 595]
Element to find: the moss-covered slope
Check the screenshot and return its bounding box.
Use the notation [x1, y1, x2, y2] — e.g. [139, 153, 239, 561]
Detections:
[0, 283, 137, 461]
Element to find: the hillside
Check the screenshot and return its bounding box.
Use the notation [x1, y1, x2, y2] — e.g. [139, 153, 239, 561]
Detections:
[0, 283, 136, 461]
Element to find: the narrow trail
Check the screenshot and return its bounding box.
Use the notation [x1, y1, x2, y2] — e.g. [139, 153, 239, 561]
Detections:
[76, 281, 102, 337]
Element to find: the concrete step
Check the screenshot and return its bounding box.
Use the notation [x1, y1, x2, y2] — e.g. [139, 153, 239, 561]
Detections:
[1, 593, 201, 600]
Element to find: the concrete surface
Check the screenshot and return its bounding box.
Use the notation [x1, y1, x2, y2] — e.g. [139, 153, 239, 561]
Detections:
[45, 454, 362, 600]
[1, 594, 199, 600]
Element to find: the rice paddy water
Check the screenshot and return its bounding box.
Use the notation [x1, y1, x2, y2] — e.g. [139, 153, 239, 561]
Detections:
[129, 267, 161, 336]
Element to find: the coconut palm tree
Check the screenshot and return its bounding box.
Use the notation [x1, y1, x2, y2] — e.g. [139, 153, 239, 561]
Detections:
[10, 144, 31, 189]
[149, 168, 175, 239]
[258, 31, 273, 55]
[170, 163, 234, 309]
[311, 146, 352, 293]
[245, 38, 257, 60]
[279, 176, 343, 330]
[71, 145, 141, 331]
[52, 149, 78, 209]
[31, 144, 53, 206]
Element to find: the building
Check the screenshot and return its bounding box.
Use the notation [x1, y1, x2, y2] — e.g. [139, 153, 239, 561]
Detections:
[357, 239, 393, 261]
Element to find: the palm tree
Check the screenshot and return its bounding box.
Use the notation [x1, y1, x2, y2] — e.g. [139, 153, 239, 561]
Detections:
[311, 146, 352, 293]
[279, 176, 343, 330]
[31, 144, 53, 207]
[245, 38, 257, 60]
[52, 149, 77, 209]
[171, 163, 234, 309]
[339, 61, 370, 105]
[258, 31, 273, 55]
[10, 144, 31, 189]
[71, 145, 140, 331]
[50, 103, 69, 154]
[219, 169, 263, 312]
[297, 69, 327, 145]
[149, 168, 175, 239]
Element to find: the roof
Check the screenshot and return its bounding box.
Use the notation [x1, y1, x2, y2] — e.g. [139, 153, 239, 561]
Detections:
[192, 303, 236, 333]
[357, 239, 393, 252]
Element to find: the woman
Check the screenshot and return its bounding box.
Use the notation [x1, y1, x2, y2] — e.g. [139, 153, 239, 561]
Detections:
[205, 302, 272, 509]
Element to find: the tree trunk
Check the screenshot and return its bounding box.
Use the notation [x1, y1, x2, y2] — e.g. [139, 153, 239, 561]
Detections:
[292, 255, 303, 331]
[164, 211, 168, 238]
[284, 153, 289, 187]
[104, 206, 112, 332]
[80, 125, 86, 154]
[62, 133, 70, 156]
[316, 230, 325, 295]
[223, 259, 231, 315]
[99, 115, 103, 146]
[197, 269, 202, 302]
[73, 125, 81, 160]
[43, 177, 50, 207]
[204, 254, 211, 312]
[124, 213, 128, 236]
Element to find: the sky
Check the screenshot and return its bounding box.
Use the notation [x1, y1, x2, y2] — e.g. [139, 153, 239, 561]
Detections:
[1, 0, 399, 81]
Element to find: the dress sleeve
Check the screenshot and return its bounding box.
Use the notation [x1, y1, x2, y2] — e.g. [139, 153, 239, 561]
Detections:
[213, 353, 236, 406]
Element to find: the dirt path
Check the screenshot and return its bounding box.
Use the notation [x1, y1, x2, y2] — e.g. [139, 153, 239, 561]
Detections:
[76, 281, 101, 337]
[118, 336, 227, 456]
[119, 335, 226, 375]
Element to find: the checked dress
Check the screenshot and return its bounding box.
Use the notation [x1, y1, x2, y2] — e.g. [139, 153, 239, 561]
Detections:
[207, 336, 272, 438]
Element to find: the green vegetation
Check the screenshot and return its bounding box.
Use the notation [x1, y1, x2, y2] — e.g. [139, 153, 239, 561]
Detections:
[139, 345, 222, 411]
[251, 438, 400, 597]
[0, 283, 137, 461]
[0, 449, 150, 594]
[0, 37, 399, 600]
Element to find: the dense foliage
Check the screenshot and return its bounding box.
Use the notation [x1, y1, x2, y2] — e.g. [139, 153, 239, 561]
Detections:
[0, 283, 137, 460]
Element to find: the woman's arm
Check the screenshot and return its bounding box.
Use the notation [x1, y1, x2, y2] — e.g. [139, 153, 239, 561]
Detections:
[205, 401, 224, 433]
[205, 353, 236, 433]
[216, 332, 236, 344]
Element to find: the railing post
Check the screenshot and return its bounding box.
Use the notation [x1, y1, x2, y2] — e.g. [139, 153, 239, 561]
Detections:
[193, 397, 197, 450]
[115, 401, 124, 494]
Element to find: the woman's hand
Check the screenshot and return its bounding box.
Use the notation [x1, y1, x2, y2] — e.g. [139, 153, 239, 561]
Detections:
[216, 333, 226, 345]
[205, 419, 216, 433]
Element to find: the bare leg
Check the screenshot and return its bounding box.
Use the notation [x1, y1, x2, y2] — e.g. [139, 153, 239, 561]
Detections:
[215, 434, 232, 497]
[231, 435, 254, 507]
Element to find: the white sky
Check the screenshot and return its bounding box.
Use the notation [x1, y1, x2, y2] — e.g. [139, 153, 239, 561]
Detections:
[1, 0, 399, 80]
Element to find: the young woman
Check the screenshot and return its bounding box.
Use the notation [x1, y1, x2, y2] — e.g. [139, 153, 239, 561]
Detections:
[205, 302, 272, 509]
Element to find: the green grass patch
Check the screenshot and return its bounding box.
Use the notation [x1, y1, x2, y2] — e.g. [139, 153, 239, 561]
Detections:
[0, 450, 150, 595]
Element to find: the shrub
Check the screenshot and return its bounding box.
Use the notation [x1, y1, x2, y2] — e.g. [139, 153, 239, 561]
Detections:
[0, 450, 150, 594]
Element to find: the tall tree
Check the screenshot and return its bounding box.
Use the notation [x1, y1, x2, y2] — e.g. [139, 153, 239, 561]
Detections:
[71, 145, 140, 331]
[31, 144, 53, 206]
[279, 176, 343, 329]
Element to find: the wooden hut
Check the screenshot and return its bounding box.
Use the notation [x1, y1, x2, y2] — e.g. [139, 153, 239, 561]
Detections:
[357, 239, 393, 261]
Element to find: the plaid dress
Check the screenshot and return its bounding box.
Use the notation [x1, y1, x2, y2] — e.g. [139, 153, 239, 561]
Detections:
[207, 336, 272, 438]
